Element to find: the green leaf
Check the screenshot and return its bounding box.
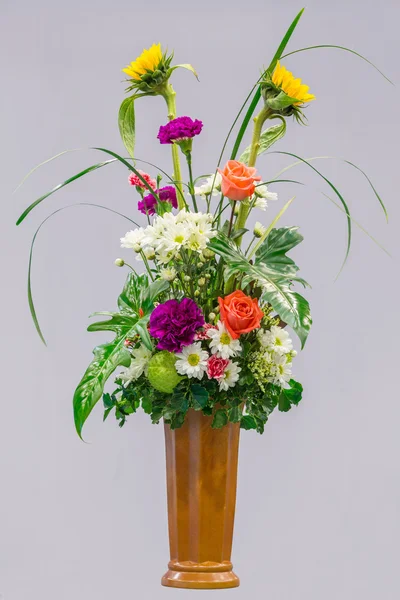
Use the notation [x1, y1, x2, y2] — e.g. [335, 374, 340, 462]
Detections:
[171, 63, 199, 80]
[141, 396, 152, 414]
[102, 393, 114, 409]
[16, 160, 117, 225]
[255, 226, 304, 278]
[240, 415, 257, 430]
[103, 407, 114, 421]
[209, 232, 312, 347]
[191, 384, 209, 410]
[211, 409, 228, 429]
[239, 118, 286, 164]
[118, 96, 136, 158]
[228, 406, 242, 423]
[229, 7, 305, 161]
[73, 322, 134, 439]
[170, 391, 189, 413]
[278, 379, 303, 412]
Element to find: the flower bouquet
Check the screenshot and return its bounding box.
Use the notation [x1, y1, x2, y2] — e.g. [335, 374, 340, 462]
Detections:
[16, 8, 390, 590]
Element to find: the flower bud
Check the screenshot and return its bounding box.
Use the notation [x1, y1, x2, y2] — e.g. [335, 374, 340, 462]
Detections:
[114, 258, 125, 267]
[133, 243, 141, 253]
[253, 222, 266, 238]
[184, 275, 191, 282]
[203, 248, 215, 259]
[143, 247, 155, 260]
[198, 277, 206, 286]
[161, 267, 177, 282]
[209, 312, 216, 322]
[194, 290, 200, 297]
[205, 273, 211, 280]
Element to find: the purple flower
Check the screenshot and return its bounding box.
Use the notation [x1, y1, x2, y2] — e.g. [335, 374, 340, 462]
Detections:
[138, 185, 178, 216]
[157, 116, 203, 145]
[138, 193, 158, 216]
[157, 185, 177, 208]
[149, 298, 205, 353]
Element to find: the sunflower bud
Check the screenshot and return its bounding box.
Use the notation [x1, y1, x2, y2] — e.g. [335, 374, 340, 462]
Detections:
[122, 44, 173, 94]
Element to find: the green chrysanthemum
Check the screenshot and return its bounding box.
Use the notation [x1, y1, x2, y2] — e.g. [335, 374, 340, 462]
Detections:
[147, 350, 183, 394]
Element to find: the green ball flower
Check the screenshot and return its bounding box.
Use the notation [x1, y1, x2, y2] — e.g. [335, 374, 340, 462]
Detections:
[147, 351, 183, 394]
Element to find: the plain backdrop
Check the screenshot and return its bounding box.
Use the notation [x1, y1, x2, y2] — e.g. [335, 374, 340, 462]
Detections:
[1, 0, 399, 598]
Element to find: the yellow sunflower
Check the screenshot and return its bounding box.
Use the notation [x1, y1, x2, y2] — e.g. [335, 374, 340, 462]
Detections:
[272, 61, 315, 105]
[123, 43, 163, 80]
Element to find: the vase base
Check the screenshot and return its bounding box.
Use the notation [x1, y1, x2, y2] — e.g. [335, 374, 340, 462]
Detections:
[161, 569, 240, 589]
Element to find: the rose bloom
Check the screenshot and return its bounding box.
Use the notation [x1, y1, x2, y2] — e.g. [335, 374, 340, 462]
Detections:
[218, 290, 264, 339]
[218, 160, 261, 201]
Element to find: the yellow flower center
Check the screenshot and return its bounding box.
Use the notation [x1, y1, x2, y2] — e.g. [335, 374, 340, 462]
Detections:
[174, 235, 185, 244]
[220, 333, 231, 345]
[275, 338, 282, 346]
[188, 353, 200, 366]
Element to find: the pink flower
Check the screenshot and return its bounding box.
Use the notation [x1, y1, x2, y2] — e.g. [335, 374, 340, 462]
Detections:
[195, 323, 217, 341]
[207, 355, 229, 380]
[128, 170, 156, 191]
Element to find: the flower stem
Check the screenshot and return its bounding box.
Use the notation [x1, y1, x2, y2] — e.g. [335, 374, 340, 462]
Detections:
[186, 152, 198, 211]
[234, 106, 272, 246]
[161, 84, 185, 209]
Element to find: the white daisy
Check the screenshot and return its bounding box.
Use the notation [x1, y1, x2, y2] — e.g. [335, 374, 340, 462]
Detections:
[253, 196, 268, 211]
[255, 184, 278, 201]
[270, 352, 292, 388]
[161, 222, 190, 251]
[119, 344, 152, 384]
[175, 343, 209, 380]
[258, 325, 293, 354]
[120, 227, 146, 249]
[218, 360, 241, 391]
[208, 321, 242, 359]
[193, 173, 222, 197]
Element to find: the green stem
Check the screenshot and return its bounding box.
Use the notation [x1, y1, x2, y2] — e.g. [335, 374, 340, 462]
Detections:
[140, 251, 154, 281]
[161, 84, 185, 209]
[186, 153, 198, 211]
[234, 106, 272, 246]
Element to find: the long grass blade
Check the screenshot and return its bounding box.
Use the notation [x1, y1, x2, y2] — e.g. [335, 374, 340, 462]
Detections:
[13, 149, 81, 193]
[272, 155, 387, 221]
[229, 8, 305, 161]
[281, 45, 394, 85]
[320, 192, 390, 261]
[16, 160, 116, 225]
[271, 151, 352, 274]
[28, 203, 139, 345]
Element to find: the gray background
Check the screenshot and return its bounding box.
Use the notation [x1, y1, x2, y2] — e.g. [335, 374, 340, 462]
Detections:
[1, 0, 399, 598]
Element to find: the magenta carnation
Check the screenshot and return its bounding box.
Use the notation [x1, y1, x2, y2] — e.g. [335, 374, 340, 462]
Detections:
[138, 194, 157, 216]
[138, 185, 178, 216]
[149, 298, 205, 353]
[128, 170, 157, 190]
[157, 116, 203, 144]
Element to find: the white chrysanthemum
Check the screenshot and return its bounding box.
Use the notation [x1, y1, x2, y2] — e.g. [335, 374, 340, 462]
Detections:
[120, 228, 146, 249]
[255, 185, 278, 200]
[270, 352, 292, 388]
[162, 222, 190, 251]
[120, 345, 152, 384]
[175, 343, 209, 380]
[160, 267, 177, 281]
[219, 360, 241, 391]
[253, 221, 266, 238]
[258, 325, 293, 354]
[194, 173, 222, 197]
[208, 321, 242, 359]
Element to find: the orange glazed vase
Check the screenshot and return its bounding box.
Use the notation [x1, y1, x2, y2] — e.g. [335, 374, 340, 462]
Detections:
[161, 409, 241, 589]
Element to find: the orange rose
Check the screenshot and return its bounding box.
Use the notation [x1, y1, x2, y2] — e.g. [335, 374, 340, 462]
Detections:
[218, 160, 261, 201]
[218, 290, 264, 339]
